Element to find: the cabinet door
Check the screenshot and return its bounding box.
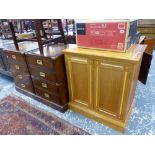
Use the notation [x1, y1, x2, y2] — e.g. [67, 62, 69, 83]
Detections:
[94, 60, 131, 119]
[66, 56, 93, 108]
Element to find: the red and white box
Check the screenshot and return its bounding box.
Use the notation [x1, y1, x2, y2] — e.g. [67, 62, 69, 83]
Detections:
[76, 20, 137, 52]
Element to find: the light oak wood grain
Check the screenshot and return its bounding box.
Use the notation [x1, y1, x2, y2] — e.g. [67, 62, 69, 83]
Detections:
[63, 45, 146, 132]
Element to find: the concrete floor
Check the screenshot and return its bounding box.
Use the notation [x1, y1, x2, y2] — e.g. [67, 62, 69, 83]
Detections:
[0, 52, 155, 135]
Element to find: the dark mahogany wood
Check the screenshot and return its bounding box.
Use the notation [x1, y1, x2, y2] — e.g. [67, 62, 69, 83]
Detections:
[139, 52, 153, 84]
[138, 37, 154, 84]
[25, 44, 69, 110]
[8, 22, 19, 50]
[16, 86, 68, 112]
[5, 42, 38, 95]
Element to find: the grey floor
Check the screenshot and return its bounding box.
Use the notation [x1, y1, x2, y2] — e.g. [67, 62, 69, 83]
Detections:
[0, 52, 155, 135]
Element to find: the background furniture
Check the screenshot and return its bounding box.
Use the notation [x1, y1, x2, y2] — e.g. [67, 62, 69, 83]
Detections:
[63, 45, 147, 132]
[5, 41, 38, 93]
[139, 37, 155, 84]
[138, 19, 155, 38]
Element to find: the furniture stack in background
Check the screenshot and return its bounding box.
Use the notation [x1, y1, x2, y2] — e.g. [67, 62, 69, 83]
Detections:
[138, 20, 155, 84]
[4, 19, 71, 113]
[138, 19, 155, 38]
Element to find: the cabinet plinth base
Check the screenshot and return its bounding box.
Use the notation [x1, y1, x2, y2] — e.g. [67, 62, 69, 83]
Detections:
[69, 99, 135, 133]
[16, 86, 68, 113]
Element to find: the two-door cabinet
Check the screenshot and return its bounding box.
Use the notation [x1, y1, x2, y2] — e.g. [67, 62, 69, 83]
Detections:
[63, 45, 147, 132]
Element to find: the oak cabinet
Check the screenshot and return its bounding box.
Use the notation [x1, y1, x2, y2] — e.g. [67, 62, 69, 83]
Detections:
[63, 45, 147, 132]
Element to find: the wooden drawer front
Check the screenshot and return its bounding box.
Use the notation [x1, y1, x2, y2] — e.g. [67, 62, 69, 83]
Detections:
[10, 64, 29, 76]
[29, 67, 58, 82]
[34, 87, 60, 103]
[32, 78, 59, 94]
[16, 81, 34, 93]
[26, 55, 55, 70]
[6, 52, 26, 63]
[13, 73, 31, 84]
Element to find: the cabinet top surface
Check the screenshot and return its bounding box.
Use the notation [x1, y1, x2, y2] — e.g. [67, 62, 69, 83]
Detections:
[63, 45, 147, 63]
[27, 43, 76, 58]
[3, 41, 39, 53]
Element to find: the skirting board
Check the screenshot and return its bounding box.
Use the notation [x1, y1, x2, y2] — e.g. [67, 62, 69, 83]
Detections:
[69, 99, 135, 133]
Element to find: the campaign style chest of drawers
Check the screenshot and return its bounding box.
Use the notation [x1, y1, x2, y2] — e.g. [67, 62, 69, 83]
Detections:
[63, 45, 147, 132]
[25, 44, 73, 112]
[4, 41, 38, 93]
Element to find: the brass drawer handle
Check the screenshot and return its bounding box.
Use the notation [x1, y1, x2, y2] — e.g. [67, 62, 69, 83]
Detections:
[41, 82, 47, 88]
[39, 72, 46, 78]
[12, 55, 16, 60]
[21, 84, 25, 88]
[18, 75, 23, 79]
[37, 59, 43, 65]
[15, 65, 20, 70]
[44, 93, 50, 98]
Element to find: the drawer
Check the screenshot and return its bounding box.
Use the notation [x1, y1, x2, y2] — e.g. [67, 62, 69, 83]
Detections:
[29, 66, 58, 83]
[34, 86, 60, 103]
[10, 63, 29, 76]
[32, 77, 69, 104]
[6, 51, 26, 64]
[32, 77, 59, 94]
[26, 54, 55, 70]
[16, 80, 34, 93]
[13, 73, 31, 84]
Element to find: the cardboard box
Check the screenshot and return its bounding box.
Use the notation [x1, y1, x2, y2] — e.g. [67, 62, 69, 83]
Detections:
[76, 20, 138, 52]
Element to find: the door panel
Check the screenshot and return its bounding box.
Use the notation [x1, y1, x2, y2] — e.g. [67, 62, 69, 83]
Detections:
[66, 56, 93, 108]
[94, 60, 129, 119]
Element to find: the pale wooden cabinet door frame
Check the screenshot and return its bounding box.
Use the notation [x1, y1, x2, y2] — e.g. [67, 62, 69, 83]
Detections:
[65, 55, 93, 108]
[94, 59, 132, 120]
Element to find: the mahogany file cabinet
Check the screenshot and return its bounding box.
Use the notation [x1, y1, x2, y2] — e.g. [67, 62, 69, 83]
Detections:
[63, 45, 147, 132]
[25, 44, 71, 112]
[4, 41, 38, 94]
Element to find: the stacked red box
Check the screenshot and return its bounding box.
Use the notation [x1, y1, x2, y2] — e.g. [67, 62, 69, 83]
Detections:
[76, 20, 138, 52]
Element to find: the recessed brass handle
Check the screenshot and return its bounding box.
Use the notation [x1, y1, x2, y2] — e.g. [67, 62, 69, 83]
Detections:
[41, 83, 47, 88]
[44, 93, 50, 98]
[21, 84, 25, 88]
[12, 55, 16, 60]
[18, 75, 23, 79]
[15, 65, 20, 70]
[37, 59, 43, 65]
[39, 72, 46, 78]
